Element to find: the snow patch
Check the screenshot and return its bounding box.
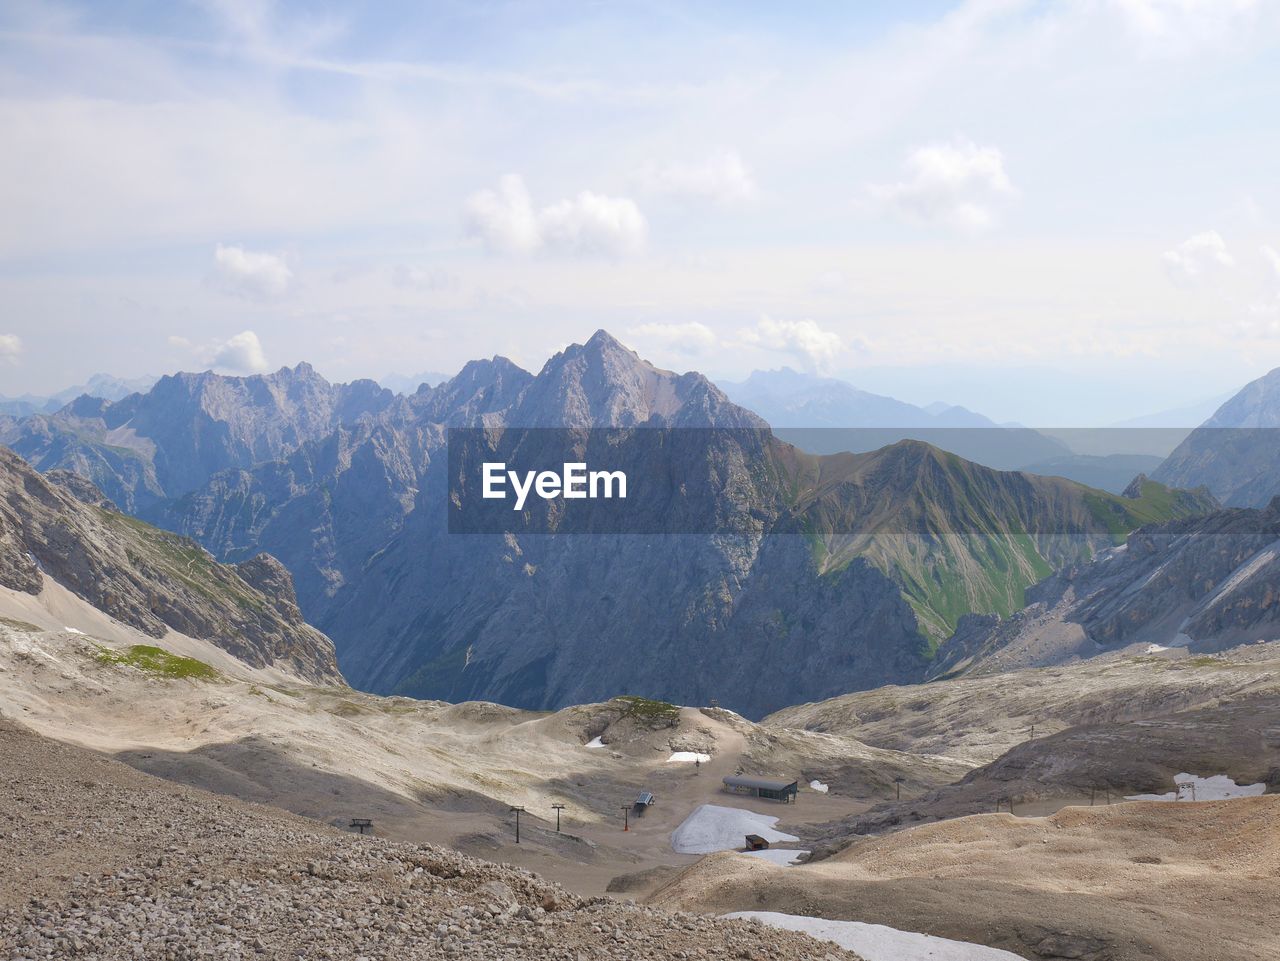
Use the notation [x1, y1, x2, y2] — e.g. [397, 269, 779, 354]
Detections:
[742, 848, 809, 866]
[1144, 644, 1168, 654]
[671, 804, 798, 855]
[1126, 773, 1266, 802]
[809, 779, 829, 793]
[667, 751, 710, 764]
[725, 912, 1026, 961]
[584, 736, 605, 749]
[63, 626, 85, 635]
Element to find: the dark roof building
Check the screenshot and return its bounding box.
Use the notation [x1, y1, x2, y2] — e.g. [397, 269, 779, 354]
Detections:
[722, 775, 799, 803]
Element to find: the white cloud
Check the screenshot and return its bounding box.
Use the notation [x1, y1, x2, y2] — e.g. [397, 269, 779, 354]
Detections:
[1109, 0, 1260, 55]
[211, 330, 271, 374]
[869, 139, 1015, 231]
[1161, 230, 1234, 285]
[637, 151, 758, 207]
[627, 321, 719, 356]
[0, 334, 22, 363]
[737, 316, 844, 373]
[212, 244, 294, 299]
[466, 175, 647, 258]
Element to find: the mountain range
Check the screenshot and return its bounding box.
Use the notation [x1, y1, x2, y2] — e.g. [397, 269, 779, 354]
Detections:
[0, 330, 1218, 717]
[0, 373, 158, 417]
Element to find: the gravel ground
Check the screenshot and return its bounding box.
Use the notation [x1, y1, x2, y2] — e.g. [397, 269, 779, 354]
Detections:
[0, 718, 860, 960]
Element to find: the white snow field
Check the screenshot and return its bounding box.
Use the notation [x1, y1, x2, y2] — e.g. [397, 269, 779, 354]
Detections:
[742, 848, 809, 866]
[670, 804, 799, 854]
[724, 912, 1027, 961]
[809, 779, 829, 793]
[1126, 773, 1267, 802]
[584, 736, 605, 749]
[667, 751, 711, 764]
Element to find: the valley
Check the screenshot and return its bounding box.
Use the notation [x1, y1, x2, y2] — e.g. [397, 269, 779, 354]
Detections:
[2, 333, 1279, 961]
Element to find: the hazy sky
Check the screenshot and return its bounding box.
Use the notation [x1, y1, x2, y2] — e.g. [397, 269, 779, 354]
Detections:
[2, 0, 1279, 423]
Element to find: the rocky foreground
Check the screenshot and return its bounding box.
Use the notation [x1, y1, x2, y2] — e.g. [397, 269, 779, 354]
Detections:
[0, 718, 860, 960]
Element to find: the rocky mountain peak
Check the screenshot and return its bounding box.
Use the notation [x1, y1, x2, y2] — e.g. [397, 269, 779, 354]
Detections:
[515, 329, 761, 428]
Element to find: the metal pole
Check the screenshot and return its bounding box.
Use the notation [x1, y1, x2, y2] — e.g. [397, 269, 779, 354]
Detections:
[510, 806, 525, 843]
[552, 804, 565, 832]
[621, 806, 629, 831]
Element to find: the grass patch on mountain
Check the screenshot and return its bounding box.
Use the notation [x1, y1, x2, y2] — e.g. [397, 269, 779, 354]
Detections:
[614, 695, 681, 726]
[93, 644, 221, 681]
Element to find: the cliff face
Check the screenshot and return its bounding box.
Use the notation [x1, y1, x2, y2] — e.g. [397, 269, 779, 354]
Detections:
[1, 363, 396, 515]
[931, 499, 1280, 678]
[0, 446, 342, 683]
[1153, 366, 1280, 507]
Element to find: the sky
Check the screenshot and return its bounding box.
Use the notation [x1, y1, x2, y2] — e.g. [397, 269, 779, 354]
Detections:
[2, 0, 1280, 424]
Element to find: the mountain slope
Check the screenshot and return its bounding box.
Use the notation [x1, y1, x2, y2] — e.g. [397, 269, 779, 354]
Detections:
[0, 445, 340, 681]
[928, 497, 1280, 678]
[1153, 366, 1280, 506]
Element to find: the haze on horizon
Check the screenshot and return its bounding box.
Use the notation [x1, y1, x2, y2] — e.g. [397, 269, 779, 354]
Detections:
[3, 0, 1280, 424]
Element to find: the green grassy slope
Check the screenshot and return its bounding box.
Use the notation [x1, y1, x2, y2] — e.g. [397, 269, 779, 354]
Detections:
[774, 440, 1216, 645]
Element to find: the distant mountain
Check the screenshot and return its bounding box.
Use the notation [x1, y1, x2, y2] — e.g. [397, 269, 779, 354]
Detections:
[1153, 366, 1280, 506]
[718, 368, 999, 429]
[0, 373, 158, 417]
[0, 446, 340, 682]
[930, 486, 1280, 680]
[1110, 392, 1235, 429]
[718, 368, 1069, 470]
[1, 364, 395, 515]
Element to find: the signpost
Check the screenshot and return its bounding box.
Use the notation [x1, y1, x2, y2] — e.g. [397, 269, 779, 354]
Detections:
[551, 803, 566, 832]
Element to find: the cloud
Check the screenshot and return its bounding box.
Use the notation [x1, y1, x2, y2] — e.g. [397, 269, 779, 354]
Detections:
[212, 244, 294, 299]
[1109, 0, 1260, 55]
[869, 139, 1015, 231]
[0, 334, 21, 364]
[391, 264, 460, 291]
[737, 316, 844, 373]
[637, 151, 758, 207]
[627, 321, 719, 356]
[1161, 230, 1234, 285]
[465, 175, 647, 257]
[211, 330, 271, 374]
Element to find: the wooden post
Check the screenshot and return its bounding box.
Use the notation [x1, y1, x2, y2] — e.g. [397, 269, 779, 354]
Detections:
[621, 806, 630, 831]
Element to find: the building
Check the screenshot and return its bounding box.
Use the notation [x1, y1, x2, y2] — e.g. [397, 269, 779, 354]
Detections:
[722, 775, 799, 803]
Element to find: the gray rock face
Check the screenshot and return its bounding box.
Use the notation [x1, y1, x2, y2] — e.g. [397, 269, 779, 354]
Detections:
[0, 446, 342, 682]
[1, 362, 396, 515]
[932, 499, 1280, 676]
[1153, 366, 1280, 506]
